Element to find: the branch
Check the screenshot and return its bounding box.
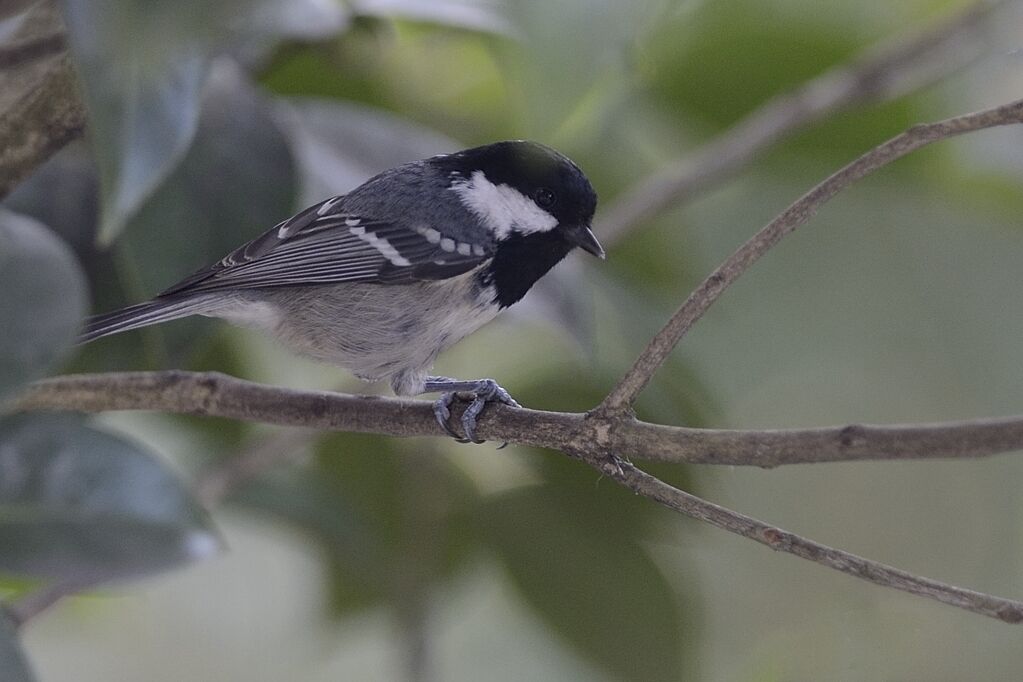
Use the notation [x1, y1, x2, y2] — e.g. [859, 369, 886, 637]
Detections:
[17, 371, 1023, 467]
[601, 461, 1023, 623]
[598, 97, 1023, 414]
[14, 370, 1023, 622]
[598, 0, 1014, 244]
[0, 2, 85, 200]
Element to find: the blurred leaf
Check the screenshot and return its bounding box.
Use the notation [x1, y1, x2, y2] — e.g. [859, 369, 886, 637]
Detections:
[58, 0, 333, 243]
[8, 61, 297, 369]
[319, 436, 479, 617]
[0, 210, 86, 401]
[0, 414, 221, 582]
[59, 0, 208, 244]
[230, 465, 389, 614]
[501, 0, 658, 136]
[641, 0, 918, 158]
[2, 146, 153, 374]
[273, 97, 456, 204]
[482, 486, 684, 682]
[3, 144, 99, 257]
[353, 0, 513, 34]
[231, 433, 480, 619]
[0, 612, 33, 682]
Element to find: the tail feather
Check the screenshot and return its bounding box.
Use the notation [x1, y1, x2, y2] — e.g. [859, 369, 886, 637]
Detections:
[78, 297, 214, 344]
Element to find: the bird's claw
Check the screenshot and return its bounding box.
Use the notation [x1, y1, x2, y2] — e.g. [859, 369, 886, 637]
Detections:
[432, 392, 469, 442]
[430, 378, 520, 444]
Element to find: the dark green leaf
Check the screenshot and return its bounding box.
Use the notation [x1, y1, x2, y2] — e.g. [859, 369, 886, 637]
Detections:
[0, 210, 86, 401]
[483, 486, 685, 682]
[641, 0, 917, 158]
[8, 64, 298, 369]
[59, 0, 208, 243]
[58, 0, 335, 243]
[0, 611, 34, 682]
[0, 414, 221, 582]
[232, 433, 480, 619]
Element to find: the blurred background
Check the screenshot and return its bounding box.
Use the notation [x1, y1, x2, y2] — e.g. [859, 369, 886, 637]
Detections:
[3, 0, 1023, 679]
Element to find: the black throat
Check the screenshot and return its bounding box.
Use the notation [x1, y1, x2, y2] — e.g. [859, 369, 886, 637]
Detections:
[481, 230, 574, 308]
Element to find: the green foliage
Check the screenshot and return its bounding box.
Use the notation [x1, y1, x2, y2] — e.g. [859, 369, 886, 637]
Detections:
[0, 414, 220, 581]
[57, 0, 344, 243]
[232, 434, 480, 618]
[481, 486, 685, 682]
[0, 211, 86, 401]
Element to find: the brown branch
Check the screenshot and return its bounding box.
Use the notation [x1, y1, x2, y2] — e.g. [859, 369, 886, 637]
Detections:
[14, 369, 1023, 622]
[598, 0, 1013, 245]
[0, 2, 85, 200]
[16, 371, 1023, 467]
[599, 461, 1023, 624]
[598, 97, 1023, 414]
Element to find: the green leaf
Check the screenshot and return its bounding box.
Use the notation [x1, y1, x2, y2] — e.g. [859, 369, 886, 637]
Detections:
[0, 414, 221, 582]
[0, 210, 86, 401]
[57, 0, 338, 243]
[231, 433, 480, 619]
[640, 0, 917, 159]
[482, 486, 684, 682]
[59, 0, 208, 244]
[7, 64, 297, 369]
[0, 611, 34, 682]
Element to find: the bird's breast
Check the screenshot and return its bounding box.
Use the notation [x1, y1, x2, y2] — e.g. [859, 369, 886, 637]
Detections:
[238, 269, 500, 384]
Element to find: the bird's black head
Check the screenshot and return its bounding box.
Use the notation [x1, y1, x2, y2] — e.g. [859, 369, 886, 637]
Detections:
[434, 140, 603, 307]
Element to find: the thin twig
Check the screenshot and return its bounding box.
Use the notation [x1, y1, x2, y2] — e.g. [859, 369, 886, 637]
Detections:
[16, 371, 1023, 467]
[598, 0, 1013, 244]
[596, 460, 1023, 624]
[597, 98, 1023, 414]
[0, 2, 84, 200]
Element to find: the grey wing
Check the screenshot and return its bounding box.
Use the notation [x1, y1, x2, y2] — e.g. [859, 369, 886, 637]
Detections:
[158, 195, 493, 297]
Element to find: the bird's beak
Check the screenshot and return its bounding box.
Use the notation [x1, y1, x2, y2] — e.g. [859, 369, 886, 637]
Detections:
[568, 224, 606, 259]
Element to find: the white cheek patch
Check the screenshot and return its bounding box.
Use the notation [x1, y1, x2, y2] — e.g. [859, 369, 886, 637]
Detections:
[450, 170, 558, 239]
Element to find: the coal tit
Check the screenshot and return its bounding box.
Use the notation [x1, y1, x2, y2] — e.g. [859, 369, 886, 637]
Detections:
[80, 140, 604, 442]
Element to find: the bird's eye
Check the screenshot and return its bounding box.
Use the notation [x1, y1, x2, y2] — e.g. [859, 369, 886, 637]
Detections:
[534, 187, 556, 208]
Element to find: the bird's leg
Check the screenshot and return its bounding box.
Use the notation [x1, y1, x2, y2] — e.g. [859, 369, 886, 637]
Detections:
[422, 377, 521, 444]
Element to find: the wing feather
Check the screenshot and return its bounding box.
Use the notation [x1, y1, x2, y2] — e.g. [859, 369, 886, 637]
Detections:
[158, 195, 493, 297]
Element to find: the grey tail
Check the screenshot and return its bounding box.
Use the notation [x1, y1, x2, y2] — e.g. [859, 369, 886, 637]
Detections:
[78, 297, 212, 344]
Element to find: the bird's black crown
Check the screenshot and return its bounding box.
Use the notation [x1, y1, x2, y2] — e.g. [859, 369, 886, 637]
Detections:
[435, 140, 598, 231]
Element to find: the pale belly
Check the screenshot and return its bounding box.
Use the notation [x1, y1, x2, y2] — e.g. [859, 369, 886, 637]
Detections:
[212, 270, 500, 394]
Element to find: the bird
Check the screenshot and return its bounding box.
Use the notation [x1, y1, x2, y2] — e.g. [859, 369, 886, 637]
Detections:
[79, 140, 604, 443]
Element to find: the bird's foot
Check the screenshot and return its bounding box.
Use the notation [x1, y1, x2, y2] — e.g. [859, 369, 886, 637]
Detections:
[424, 377, 520, 444]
